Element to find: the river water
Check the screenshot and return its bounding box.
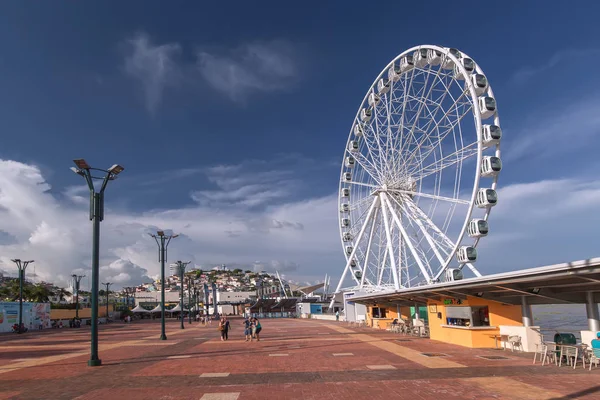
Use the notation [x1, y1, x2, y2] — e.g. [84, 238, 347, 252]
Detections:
[533, 304, 592, 341]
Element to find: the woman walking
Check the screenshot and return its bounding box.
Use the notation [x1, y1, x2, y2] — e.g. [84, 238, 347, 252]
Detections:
[252, 317, 262, 341]
[219, 317, 230, 341]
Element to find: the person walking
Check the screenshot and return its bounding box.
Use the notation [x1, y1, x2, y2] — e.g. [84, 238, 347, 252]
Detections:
[219, 317, 230, 341]
[242, 317, 252, 342]
[335, 311, 340, 322]
[252, 317, 262, 341]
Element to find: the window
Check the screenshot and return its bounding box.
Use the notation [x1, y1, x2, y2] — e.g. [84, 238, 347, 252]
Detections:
[372, 307, 387, 318]
[445, 306, 490, 327]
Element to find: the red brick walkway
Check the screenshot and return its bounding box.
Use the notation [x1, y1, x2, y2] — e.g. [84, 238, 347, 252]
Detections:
[0, 318, 598, 399]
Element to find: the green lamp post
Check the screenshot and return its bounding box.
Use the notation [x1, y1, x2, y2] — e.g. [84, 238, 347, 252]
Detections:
[172, 261, 190, 329]
[102, 282, 112, 322]
[10, 259, 34, 334]
[149, 231, 178, 340]
[72, 274, 85, 319]
[71, 158, 124, 367]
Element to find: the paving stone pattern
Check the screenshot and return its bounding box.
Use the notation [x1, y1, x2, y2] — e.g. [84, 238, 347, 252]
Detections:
[0, 318, 599, 399]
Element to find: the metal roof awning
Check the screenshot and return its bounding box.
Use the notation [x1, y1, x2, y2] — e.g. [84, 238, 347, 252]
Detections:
[298, 283, 325, 295]
[348, 257, 600, 306]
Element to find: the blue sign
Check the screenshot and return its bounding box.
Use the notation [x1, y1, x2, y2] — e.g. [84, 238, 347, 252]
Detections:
[310, 304, 322, 314]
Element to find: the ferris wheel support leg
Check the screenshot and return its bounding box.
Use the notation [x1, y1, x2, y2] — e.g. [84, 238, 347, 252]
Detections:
[331, 196, 380, 308]
[381, 193, 433, 285]
[402, 197, 461, 283]
[377, 243, 389, 287]
[390, 194, 447, 270]
[379, 195, 401, 290]
[461, 262, 482, 277]
[360, 206, 379, 287]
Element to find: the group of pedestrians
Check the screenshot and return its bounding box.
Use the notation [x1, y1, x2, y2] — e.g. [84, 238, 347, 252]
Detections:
[216, 315, 262, 342]
[242, 316, 262, 341]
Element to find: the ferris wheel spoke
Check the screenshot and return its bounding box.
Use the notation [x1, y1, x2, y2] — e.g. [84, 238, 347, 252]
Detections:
[402, 93, 472, 172]
[388, 189, 470, 205]
[401, 195, 456, 256]
[345, 180, 378, 190]
[411, 142, 478, 182]
[395, 69, 454, 166]
[379, 196, 401, 289]
[404, 98, 473, 173]
[360, 206, 379, 287]
[351, 151, 384, 183]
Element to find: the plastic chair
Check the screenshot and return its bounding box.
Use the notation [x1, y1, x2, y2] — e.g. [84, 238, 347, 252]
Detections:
[508, 335, 522, 352]
[589, 348, 600, 371]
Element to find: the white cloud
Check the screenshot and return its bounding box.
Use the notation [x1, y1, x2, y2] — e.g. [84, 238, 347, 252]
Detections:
[0, 158, 339, 289]
[511, 48, 600, 84]
[123, 32, 181, 113]
[503, 95, 600, 162]
[197, 40, 298, 101]
[477, 177, 600, 272]
[3, 154, 598, 293]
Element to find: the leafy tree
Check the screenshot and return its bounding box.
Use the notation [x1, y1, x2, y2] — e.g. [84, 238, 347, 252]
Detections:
[245, 270, 252, 274]
[233, 269, 243, 274]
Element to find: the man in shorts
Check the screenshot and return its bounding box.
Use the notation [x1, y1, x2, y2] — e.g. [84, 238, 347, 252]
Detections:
[242, 317, 252, 342]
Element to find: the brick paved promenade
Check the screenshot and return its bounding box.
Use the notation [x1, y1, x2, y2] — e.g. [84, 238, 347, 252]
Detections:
[0, 318, 599, 399]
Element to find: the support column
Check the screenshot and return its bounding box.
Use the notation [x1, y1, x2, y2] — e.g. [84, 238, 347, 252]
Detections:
[521, 296, 533, 327]
[585, 291, 600, 332]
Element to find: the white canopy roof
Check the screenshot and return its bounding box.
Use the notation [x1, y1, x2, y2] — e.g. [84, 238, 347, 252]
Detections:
[169, 304, 183, 312]
[150, 304, 164, 313]
[132, 305, 151, 313]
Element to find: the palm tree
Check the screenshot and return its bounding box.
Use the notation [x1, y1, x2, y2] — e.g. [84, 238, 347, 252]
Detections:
[29, 284, 54, 303]
[56, 287, 71, 302]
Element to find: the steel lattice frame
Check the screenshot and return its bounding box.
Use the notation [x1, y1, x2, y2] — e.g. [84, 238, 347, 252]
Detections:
[334, 45, 501, 295]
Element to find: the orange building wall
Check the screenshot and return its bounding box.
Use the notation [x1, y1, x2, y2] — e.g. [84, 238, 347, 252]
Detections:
[428, 296, 522, 348]
[366, 304, 400, 329]
[50, 304, 114, 320]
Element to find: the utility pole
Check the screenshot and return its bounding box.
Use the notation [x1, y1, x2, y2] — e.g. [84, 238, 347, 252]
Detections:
[70, 158, 124, 367]
[149, 231, 178, 340]
[102, 282, 112, 322]
[11, 259, 34, 334]
[72, 274, 85, 319]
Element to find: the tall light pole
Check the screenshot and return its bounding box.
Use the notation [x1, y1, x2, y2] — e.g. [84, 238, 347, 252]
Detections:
[172, 261, 190, 330]
[149, 231, 178, 340]
[11, 259, 34, 334]
[71, 158, 124, 367]
[102, 282, 112, 322]
[72, 274, 85, 319]
[187, 276, 193, 324]
[123, 287, 135, 310]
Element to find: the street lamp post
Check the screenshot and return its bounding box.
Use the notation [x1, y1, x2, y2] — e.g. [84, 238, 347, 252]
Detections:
[187, 276, 193, 324]
[149, 231, 178, 340]
[172, 261, 190, 329]
[124, 287, 135, 310]
[10, 259, 34, 334]
[72, 274, 85, 319]
[102, 282, 112, 322]
[71, 158, 124, 367]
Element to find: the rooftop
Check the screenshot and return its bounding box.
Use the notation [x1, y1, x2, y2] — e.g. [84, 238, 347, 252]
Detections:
[348, 257, 600, 306]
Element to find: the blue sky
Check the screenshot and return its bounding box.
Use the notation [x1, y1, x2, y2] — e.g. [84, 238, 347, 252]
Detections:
[1, 1, 600, 289]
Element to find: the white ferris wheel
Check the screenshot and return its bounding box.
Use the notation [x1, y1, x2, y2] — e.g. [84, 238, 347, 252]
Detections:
[334, 45, 502, 294]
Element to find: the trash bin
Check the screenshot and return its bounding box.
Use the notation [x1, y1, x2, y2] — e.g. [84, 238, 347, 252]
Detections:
[553, 333, 577, 358]
[553, 333, 577, 345]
